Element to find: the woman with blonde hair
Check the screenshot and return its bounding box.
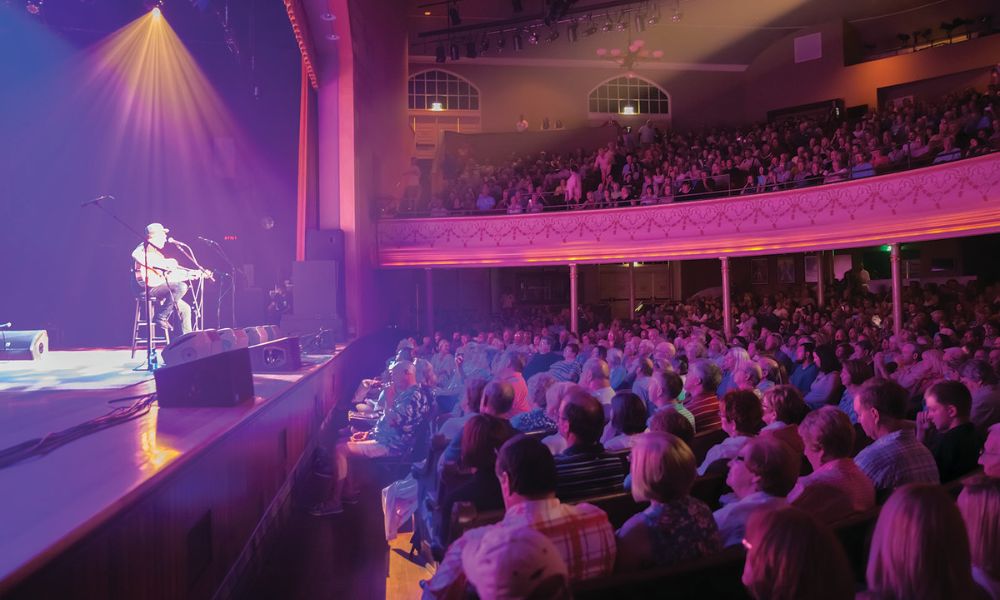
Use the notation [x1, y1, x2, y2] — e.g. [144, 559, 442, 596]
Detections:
[742, 505, 853, 600]
[863, 483, 987, 599]
[958, 475, 1000, 599]
[615, 432, 721, 572]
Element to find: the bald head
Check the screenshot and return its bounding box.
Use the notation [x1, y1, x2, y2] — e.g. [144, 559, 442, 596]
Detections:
[559, 389, 605, 446]
[482, 380, 515, 417]
[582, 358, 610, 390]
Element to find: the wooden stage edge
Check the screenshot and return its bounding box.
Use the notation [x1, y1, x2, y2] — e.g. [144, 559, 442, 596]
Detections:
[0, 330, 401, 600]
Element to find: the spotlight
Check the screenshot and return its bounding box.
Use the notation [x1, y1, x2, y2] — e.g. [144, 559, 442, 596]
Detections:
[528, 29, 539, 45]
[616, 13, 627, 32]
[466, 41, 477, 58]
[151, 6, 162, 19]
[546, 27, 559, 43]
[582, 15, 598, 36]
[567, 21, 579, 42]
[25, 0, 42, 15]
[513, 31, 524, 50]
[448, 3, 460, 26]
[435, 44, 447, 62]
[671, 9, 682, 23]
[449, 43, 460, 61]
[648, 6, 661, 24]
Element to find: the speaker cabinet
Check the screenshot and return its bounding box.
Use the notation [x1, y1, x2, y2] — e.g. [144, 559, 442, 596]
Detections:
[155, 347, 255, 407]
[0, 330, 48, 361]
[249, 336, 303, 372]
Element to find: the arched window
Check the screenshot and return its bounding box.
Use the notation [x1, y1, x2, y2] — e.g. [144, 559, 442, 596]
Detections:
[408, 70, 480, 112]
[588, 75, 670, 116]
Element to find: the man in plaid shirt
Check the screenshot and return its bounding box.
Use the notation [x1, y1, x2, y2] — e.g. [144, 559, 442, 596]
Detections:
[421, 435, 615, 598]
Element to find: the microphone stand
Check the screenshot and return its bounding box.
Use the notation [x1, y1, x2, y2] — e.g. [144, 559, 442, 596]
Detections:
[200, 238, 239, 329]
[172, 241, 208, 331]
[86, 199, 158, 371]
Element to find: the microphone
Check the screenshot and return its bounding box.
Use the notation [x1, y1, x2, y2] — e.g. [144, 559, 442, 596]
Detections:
[197, 235, 221, 246]
[0, 322, 11, 329]
[167, 237, 188, 247]
[82, 194, 114, 207]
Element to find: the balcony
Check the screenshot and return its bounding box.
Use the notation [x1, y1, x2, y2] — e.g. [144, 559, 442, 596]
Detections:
[377, 153, 1000, 268]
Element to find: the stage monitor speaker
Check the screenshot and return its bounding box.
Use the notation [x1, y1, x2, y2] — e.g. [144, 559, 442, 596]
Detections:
[0, 330, 48, 361]
[161, 330, 223, 367]
[155, 347, 255, 407]
[249, 336, 303, 372]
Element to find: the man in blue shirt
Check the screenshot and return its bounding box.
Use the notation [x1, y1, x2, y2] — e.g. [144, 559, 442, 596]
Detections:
[790, 342, 819, 396]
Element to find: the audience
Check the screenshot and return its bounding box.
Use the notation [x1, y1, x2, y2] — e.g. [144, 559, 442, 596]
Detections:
[421, 435, 615, 598]
[462, 526, 571, 600]
[853, 378, 939, 496]
[615, 432, 721, 572]
[958, 475, 1000, 599]
[759, 385, 807, 454]
[862, 483, 986, 600]
[510, 372, 558, 433]
[714, 434, 801, 547]
[788, 406, 876, 523]
[553, 390, 629, 502]
[981, 423, 1000, 477]
[741, 506, 854, 600]
[916, 380, 983, 482]
[647, 406, 695, 447]
[684, 359, 723, 433]
[698, 390, 763, 476]
[961, 359, 1000, 435]
[601, 392, 649, 451]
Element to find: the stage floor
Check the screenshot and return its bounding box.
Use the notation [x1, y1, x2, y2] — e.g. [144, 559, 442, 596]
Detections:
[0, 347, 338, 590]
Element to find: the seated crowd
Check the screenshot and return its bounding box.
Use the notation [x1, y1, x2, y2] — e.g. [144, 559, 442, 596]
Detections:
[319, 276, 1000, 599]
[397, 82, 1000, 216]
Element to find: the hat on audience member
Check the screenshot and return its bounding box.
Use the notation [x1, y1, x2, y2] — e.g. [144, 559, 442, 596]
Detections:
[461, 526, 569, 600]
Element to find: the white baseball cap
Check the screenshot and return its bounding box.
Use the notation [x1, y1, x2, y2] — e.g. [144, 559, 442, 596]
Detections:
[145, 223, 169, 237]
[461, 526, 569, 600]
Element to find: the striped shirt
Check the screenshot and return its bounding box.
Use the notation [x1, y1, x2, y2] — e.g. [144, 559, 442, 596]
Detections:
[685, 393, 721, 433]
[548, 359, 582, 383]
[854, 428, 939, 494]
[423, 497, 615, 595]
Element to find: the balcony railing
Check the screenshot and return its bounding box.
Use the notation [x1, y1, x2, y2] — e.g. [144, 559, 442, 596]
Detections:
[377, 153, 1000, 268]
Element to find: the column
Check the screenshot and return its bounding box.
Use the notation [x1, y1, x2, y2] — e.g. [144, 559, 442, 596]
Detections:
[720, 257, 732, 340]
[424, 268, 434, 336]
[628, 263, 636, 315]
[816, 251, 825, 308]
[569, 263, 579, 334]
[890, 243, 903, 337]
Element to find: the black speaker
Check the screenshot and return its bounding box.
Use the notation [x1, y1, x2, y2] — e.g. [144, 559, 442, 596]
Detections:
[0, 330, 48, 361]
[155, 347, 255, 407]
[305, 229, 344, 261]
[249, 336, 303, 372]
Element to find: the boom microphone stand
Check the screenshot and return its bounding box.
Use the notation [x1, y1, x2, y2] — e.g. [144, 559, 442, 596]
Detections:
[83, 196, 158, 371]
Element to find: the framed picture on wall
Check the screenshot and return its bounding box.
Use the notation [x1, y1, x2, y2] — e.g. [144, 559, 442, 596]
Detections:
[804, 255, 820, 283]
[751, 258, 768, 285]
[777, 257, 795, 284]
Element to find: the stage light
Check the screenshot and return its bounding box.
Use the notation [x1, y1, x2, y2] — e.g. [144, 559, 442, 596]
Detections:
[423, 10, 432, 16]
[435, 44, 446, 62]
[671, 8, 682, 23]
[430, 101, 444, 111]
[616, 13, 627, 32]
[151, 6, 162, 19]
[648, 5, 661, 24]
[601, 14, 614, 32]
[621, 104, 636, 115]
[25, 1, 43, 15]
[528, 29, 539, 45]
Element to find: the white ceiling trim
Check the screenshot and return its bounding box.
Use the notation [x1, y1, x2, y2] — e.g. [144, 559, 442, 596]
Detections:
[410, 55, 749, 72]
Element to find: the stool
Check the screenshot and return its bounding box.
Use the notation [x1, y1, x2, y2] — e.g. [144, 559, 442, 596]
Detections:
[131, 297, 171, 358]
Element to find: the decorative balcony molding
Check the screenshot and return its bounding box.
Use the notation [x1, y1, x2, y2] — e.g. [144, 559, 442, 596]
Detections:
[377, 154, 1000, 268]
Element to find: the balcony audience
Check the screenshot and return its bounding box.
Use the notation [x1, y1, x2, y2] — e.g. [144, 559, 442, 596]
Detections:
[957, 475, 1000, 600]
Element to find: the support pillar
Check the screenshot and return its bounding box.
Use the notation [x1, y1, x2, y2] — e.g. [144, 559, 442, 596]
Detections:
[890, 243, 903, 337]
[569, 263, 579, 334]
[720, 257, 732, 340]
[424, 268, 434, 336]
[628, 263, 636, 315]
[816, 252, 825, 308]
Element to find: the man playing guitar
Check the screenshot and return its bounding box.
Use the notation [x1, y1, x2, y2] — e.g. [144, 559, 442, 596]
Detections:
[131, 223, 207, 334]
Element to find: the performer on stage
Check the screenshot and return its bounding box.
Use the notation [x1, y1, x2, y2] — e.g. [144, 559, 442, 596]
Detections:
[132, 223, 193, 334]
